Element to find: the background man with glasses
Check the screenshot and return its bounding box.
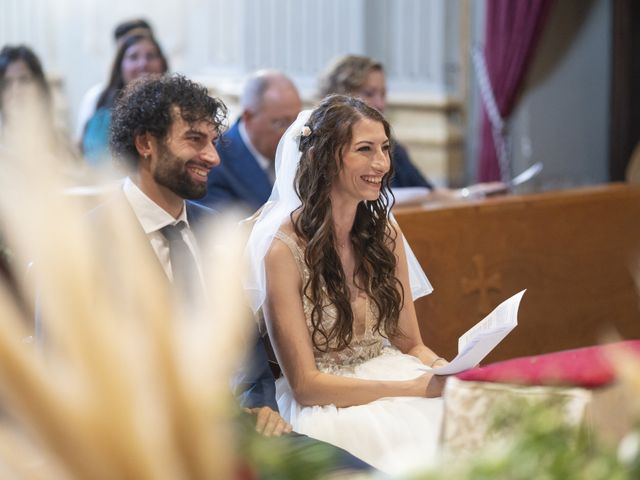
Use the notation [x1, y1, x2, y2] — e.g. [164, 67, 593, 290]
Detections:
[200, 70, 302, 212]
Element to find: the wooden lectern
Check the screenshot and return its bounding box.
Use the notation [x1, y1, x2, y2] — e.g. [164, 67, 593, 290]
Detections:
[395, 184, 640, 363]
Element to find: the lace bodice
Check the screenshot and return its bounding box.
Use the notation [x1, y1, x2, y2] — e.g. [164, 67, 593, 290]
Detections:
[274, 230, 388, 374]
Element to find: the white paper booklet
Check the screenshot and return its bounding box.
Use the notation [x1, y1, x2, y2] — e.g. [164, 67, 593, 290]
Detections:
[419, 290, 526, 375]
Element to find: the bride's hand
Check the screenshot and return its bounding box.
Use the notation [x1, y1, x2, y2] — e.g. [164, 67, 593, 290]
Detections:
[413, 373, 447, 398]
[430, 357, 449, 368]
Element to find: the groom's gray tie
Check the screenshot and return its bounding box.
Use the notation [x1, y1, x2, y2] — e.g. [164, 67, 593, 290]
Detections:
[161, 221, 202, 302]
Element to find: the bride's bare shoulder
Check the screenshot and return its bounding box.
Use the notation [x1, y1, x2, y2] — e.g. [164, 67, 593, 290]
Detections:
[269, 218, 305, 264]
[278, 218, 295, 235]
[267, 220, 304, 282]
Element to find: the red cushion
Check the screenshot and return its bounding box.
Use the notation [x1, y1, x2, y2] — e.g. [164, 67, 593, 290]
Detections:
[455, 340, 640, 388]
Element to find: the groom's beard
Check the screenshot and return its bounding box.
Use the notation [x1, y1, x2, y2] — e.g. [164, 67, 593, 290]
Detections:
[153, 143, 208, 200]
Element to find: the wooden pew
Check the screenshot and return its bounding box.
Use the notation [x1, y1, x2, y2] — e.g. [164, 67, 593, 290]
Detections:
[395, 184, 640, 363]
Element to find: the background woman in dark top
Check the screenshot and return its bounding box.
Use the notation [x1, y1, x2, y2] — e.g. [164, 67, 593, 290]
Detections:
[318, 55, 506, 202]
[317, 54, 433, 189]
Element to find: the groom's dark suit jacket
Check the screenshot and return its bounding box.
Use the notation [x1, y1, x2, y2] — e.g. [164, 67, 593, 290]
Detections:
[82, 190, 279, 412]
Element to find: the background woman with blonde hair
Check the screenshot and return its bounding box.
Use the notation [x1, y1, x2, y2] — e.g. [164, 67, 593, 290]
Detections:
[318, 54, 434, 189]
[318, 54, 506, 201]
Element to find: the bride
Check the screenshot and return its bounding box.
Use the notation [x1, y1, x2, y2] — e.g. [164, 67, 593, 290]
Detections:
[245, 94, 447, 474]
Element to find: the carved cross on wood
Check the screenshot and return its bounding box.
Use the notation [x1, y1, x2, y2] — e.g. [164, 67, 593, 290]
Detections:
[461, 255, 502, 316]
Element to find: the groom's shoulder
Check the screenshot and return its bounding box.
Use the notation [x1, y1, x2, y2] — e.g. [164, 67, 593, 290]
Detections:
[85, 189, 131, 227]
[186, 201, 218, 225]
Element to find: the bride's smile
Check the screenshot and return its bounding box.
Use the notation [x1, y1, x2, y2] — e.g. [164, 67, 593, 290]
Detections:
[331, 117, 391, 204]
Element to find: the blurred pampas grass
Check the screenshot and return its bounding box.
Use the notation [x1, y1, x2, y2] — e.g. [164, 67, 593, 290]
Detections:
[0, 101, 251, 479]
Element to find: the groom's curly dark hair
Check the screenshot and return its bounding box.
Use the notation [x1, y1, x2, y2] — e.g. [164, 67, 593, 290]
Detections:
[293, 94, 403, 352]
[110, 73, 227, 168]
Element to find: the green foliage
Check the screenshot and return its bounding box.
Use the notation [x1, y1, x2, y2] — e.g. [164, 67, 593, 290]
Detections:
[236, 412, 339, 480]
[412, 398, 637, 480]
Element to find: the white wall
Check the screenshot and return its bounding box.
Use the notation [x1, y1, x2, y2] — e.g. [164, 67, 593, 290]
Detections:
[1, 0, 462, 135]
[509, 0, 610, 189]
[465, 0, 610, 188]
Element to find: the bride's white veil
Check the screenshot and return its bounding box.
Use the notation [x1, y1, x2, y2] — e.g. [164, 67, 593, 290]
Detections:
[244, 109, 433, 314]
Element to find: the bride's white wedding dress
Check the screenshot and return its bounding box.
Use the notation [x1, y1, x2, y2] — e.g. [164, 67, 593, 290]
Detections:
[273, 231, 444, 475]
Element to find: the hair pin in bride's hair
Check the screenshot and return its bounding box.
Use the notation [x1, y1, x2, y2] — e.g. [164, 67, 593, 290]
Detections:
[291, 125, 312, 141]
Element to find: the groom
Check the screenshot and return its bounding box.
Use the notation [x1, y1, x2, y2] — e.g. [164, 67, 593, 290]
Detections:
[105, 74, 370, 472]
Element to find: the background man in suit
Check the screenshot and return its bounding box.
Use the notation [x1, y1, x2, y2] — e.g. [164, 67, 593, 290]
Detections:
[108, 73, 371, 473]
[199, 70, 302, 212]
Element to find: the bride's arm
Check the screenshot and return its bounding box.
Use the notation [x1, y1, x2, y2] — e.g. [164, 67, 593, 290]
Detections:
[388, 224, 448, 368]
[264, 238, 441, 407]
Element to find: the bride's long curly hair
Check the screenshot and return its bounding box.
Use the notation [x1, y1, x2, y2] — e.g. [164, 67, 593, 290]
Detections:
[293, 94, 404, 352]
